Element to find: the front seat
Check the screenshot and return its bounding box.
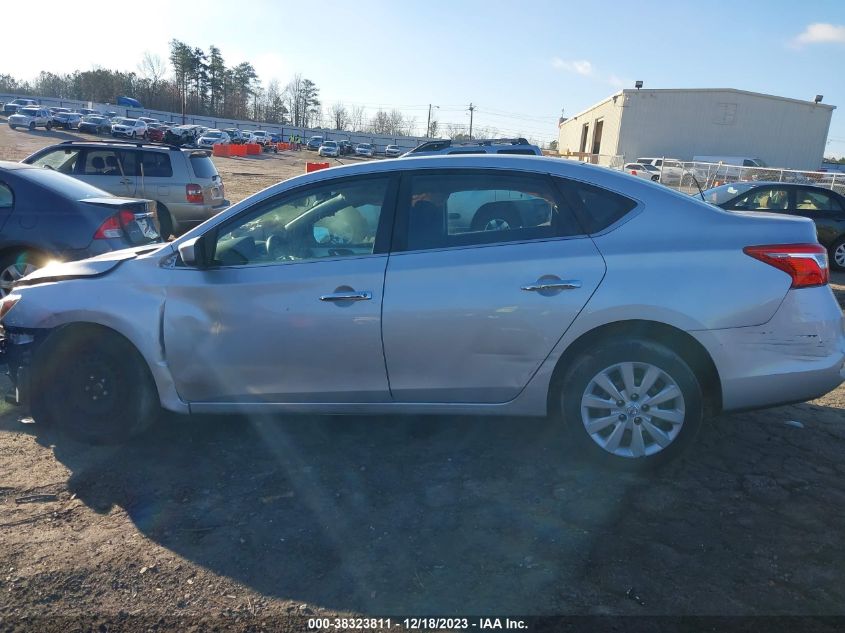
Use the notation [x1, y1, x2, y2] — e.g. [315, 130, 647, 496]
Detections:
[104, 155, 121, 176]
[90, 156, 106, 174]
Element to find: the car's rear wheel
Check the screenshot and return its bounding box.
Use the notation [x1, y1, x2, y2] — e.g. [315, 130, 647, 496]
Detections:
[30, 326, 159, 444]
[829, 237, 845, 271]
[558, 338, 704, 469]
[0, 250, 44, 298]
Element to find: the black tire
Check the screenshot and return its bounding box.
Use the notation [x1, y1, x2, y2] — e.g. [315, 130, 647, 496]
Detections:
[156, 203, 174, 240]
[9, 125, 15, 130]
[28, 121, 35, 131]
[30, 326, 159, 444]
[558, 337, 705, 470]
[470, 206, 523, 232]
[46, 122, 52, 131]
[829, 236, 845, 272]
[651, 175, 659, 182]
[131, 131, 137, 139]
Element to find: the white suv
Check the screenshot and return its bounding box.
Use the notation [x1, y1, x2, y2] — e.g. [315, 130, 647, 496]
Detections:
[111, 118, 148, 139]
[635, 157, 685, 183]
[8, 107, 53, 131]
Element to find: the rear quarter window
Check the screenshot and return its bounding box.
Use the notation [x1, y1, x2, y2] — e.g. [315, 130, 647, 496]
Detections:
[556, 178, 638, 233]
[189, 154, 218, 179]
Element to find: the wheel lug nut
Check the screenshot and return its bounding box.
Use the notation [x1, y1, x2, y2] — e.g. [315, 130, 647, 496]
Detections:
[616, 400, 624, 407]
[631, 393, 639, 401]
[618, 414, 627, 421]
[634, 417, 642, 424]
[642, 404, 650, 411]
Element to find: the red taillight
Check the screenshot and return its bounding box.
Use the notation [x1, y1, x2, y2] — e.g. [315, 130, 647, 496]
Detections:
[743, 244, 829, 288]
[94, 209, 135, 240]
[186, 184, 203, 203]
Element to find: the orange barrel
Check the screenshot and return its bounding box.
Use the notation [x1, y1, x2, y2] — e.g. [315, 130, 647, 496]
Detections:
[212, 144, 230, 157]
[306, 162, 331, 173]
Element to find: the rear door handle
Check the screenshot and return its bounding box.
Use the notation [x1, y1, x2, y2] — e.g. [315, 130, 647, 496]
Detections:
[521, 280, 581, 292]
[319, 291, 372, 302]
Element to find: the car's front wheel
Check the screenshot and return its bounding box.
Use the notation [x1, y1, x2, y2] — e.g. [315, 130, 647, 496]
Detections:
[28, 122, 35, 131]
[0, 250, 43, 297]
[829, 236, 845, 271]
[30, 326, 160, 444]
[558, 337, 704, 469]
[45, 122, 52, 131]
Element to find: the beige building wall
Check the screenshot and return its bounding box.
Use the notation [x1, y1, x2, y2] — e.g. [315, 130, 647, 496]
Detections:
[558, 89, 835, 170]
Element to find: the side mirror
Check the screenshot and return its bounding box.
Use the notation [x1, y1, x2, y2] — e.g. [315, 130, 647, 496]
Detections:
[178, 236, 209, 268]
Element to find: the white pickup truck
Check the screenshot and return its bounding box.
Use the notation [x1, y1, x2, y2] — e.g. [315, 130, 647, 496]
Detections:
[8, 107, 53, 131]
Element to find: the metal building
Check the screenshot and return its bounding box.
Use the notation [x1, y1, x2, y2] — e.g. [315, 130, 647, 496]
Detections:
[557, 88, 835, 170]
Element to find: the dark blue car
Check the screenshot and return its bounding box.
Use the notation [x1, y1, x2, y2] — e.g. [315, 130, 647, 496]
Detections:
[0, 162, 161, 296]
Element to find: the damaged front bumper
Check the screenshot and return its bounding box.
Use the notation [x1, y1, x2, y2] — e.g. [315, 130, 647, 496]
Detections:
[0, 326, 44, 407]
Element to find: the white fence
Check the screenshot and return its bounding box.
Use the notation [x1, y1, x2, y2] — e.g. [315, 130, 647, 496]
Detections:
[0, 93, 433, 154]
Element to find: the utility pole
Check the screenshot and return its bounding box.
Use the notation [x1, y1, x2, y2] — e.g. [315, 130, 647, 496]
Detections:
[468, 102, 475, 139]
[426, 104, 438, 138]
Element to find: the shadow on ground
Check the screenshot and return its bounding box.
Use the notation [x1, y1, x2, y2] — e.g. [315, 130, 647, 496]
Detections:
[3, 400, 845, 615]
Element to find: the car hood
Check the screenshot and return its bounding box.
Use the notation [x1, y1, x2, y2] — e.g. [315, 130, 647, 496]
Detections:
[16, 244, 169, 288]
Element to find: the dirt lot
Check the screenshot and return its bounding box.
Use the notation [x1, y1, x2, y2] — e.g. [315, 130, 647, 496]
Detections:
[1, 123, 845, 630]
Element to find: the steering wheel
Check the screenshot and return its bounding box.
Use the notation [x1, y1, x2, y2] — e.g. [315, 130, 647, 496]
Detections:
[266, 233, 292, 260]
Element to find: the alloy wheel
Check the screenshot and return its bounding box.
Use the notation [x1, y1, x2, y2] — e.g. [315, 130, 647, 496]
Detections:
[834, 243, 845, 269]
[483, 218, 512, 231]
[0, 262, 37, 297]
[580, 361, 686, 458]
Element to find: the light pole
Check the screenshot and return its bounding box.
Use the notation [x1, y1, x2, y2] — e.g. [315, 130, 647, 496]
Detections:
[468, 102, 475, 139]
[426, 104, 439, 138]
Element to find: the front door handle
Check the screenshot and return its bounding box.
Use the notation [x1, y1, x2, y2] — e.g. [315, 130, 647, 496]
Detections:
[521, 280, 581, 292]
[319, 290, 372, 302]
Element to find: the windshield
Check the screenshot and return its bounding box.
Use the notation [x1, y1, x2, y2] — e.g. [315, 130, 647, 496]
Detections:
[205, 132, 223, 138]
[324, 141, 337, 147]
[701, 182, 758, 205]
[19, 108, 38, 116]
[359, 144, 372, 149]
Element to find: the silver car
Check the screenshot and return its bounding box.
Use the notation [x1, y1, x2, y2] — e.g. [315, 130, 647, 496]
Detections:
[2, 155, 843, 468]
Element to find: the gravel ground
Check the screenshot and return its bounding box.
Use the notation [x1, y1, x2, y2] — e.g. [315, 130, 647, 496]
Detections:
[1, 122, 845, 631]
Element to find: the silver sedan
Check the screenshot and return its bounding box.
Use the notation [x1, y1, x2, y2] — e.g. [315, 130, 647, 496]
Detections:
[2, 155, 843, 468]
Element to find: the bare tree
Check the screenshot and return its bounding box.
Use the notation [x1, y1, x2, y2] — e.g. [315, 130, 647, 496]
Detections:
[138, 51, 167, 87]
[330, 102, 349, 131]
[428, 118, 439, 138]
[350, 105, 366, 131]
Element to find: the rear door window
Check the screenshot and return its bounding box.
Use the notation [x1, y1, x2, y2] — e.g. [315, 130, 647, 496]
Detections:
[729, 187, 790, 211]
[398, 170, 582, 252]
[140, 152, 173, 178]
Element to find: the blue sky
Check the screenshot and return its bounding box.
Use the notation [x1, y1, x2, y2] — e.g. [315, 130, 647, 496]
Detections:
[10, 0, 845, 156]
